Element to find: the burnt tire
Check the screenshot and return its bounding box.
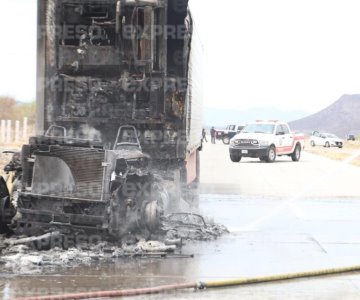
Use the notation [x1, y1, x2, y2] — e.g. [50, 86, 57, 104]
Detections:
[230, 154, 242, 162]
[265, 146, 276, 163]
[291, 144, 301, 162]
[0, 196, 14, 235]
[223, 136, 230, 145]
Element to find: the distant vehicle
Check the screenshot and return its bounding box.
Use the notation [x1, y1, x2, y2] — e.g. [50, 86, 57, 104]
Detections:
[216, 124, 246, 145]
[347, 134, 356, 141]
[229, 121, 305, 163]
[310, 131, 343, 148]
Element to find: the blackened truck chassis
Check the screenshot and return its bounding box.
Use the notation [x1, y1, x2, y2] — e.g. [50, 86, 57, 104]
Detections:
[0, 0, 203, 239]
[13, 128, 168, 238]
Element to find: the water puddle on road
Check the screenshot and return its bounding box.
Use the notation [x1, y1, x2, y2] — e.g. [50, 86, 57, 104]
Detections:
[0, 196, 230, 299]
[3, 194, 358, 299]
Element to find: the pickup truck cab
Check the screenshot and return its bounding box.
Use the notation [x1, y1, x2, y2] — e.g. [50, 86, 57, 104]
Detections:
[229, 121, 305, 163]
[216, 124, 246, 144]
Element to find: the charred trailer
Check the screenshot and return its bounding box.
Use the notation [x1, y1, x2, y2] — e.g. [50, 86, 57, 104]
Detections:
[0, 0, 203, 239]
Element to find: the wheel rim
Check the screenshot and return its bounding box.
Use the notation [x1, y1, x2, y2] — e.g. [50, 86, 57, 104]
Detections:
[224, 137, 229, 144]
[269, 149, 275, 160]
[296, 147, 300, 159]
[144, 201, 161, 233]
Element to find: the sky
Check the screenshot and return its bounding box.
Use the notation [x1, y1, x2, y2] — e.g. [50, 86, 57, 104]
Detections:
[0, 0, 37, 103]
[1, 0, 360, 113]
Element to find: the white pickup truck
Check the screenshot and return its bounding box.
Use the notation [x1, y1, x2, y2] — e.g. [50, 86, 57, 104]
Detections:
[229, 120, 305, 163]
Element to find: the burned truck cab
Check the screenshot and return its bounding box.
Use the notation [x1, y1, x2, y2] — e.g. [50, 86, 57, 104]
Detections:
[0, 0, 202, 238]
[15, 125, 165, 238]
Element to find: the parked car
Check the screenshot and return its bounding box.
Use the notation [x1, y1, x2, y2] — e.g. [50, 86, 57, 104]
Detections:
[347, 134, 356, 141]
[229, 120, 305, 163]
[310, 131, 343, 148]
[216, 124, 245, 145]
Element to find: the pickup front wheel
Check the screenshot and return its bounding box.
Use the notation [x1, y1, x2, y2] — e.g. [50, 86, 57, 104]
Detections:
[230, 154, 242, 162]
[265, 146, 276, 163]
[223, 136, 230, 145]
[291, 144, 301, 162]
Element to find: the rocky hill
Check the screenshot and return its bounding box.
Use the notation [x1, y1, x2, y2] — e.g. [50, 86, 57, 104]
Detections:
[289, 95, 360, 137]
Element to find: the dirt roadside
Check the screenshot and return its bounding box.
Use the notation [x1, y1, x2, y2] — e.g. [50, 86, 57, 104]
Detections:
[304, 140, 360, 167]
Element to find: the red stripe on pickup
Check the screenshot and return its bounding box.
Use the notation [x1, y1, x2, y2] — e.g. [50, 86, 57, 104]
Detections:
[277, 146, 293, 153]
[277, 135, 304, 153]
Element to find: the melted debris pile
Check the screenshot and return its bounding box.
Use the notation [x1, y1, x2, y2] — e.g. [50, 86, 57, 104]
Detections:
[161, 213, 229, 241]
[0, 237, 187, 273]
[0, 213, 228, 272]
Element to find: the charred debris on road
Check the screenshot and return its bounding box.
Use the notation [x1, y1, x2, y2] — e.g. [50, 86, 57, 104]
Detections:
[0, 214, 228, 272]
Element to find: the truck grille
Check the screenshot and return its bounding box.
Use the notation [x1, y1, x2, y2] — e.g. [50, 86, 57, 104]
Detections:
[32, 147, 105, 200]
[234, 139, 258, 147]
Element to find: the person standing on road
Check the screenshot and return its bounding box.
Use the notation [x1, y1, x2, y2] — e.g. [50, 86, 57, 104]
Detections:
[202, 128, 208, 143]
[210, 127, 216, 144]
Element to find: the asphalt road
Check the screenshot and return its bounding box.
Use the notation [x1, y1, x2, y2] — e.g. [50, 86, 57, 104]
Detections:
[200, 142, 360, 198]
[5, 195, 360, 300]
[3, 143, 360, 299]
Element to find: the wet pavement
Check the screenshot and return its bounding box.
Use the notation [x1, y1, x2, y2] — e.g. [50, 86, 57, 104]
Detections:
[3, 194, 360, 299]
[200, 143, 360, 198]
[2, 144, 360, 299]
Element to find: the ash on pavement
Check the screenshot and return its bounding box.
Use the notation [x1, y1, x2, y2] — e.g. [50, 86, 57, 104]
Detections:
[0, 213, 228, 274]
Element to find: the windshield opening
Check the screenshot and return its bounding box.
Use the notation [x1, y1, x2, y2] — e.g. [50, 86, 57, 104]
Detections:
[242, 124, 275, 134]
[44, 125, 103, 142]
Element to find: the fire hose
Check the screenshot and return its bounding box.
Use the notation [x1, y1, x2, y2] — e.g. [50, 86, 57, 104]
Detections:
[15, 264, 360, 300]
